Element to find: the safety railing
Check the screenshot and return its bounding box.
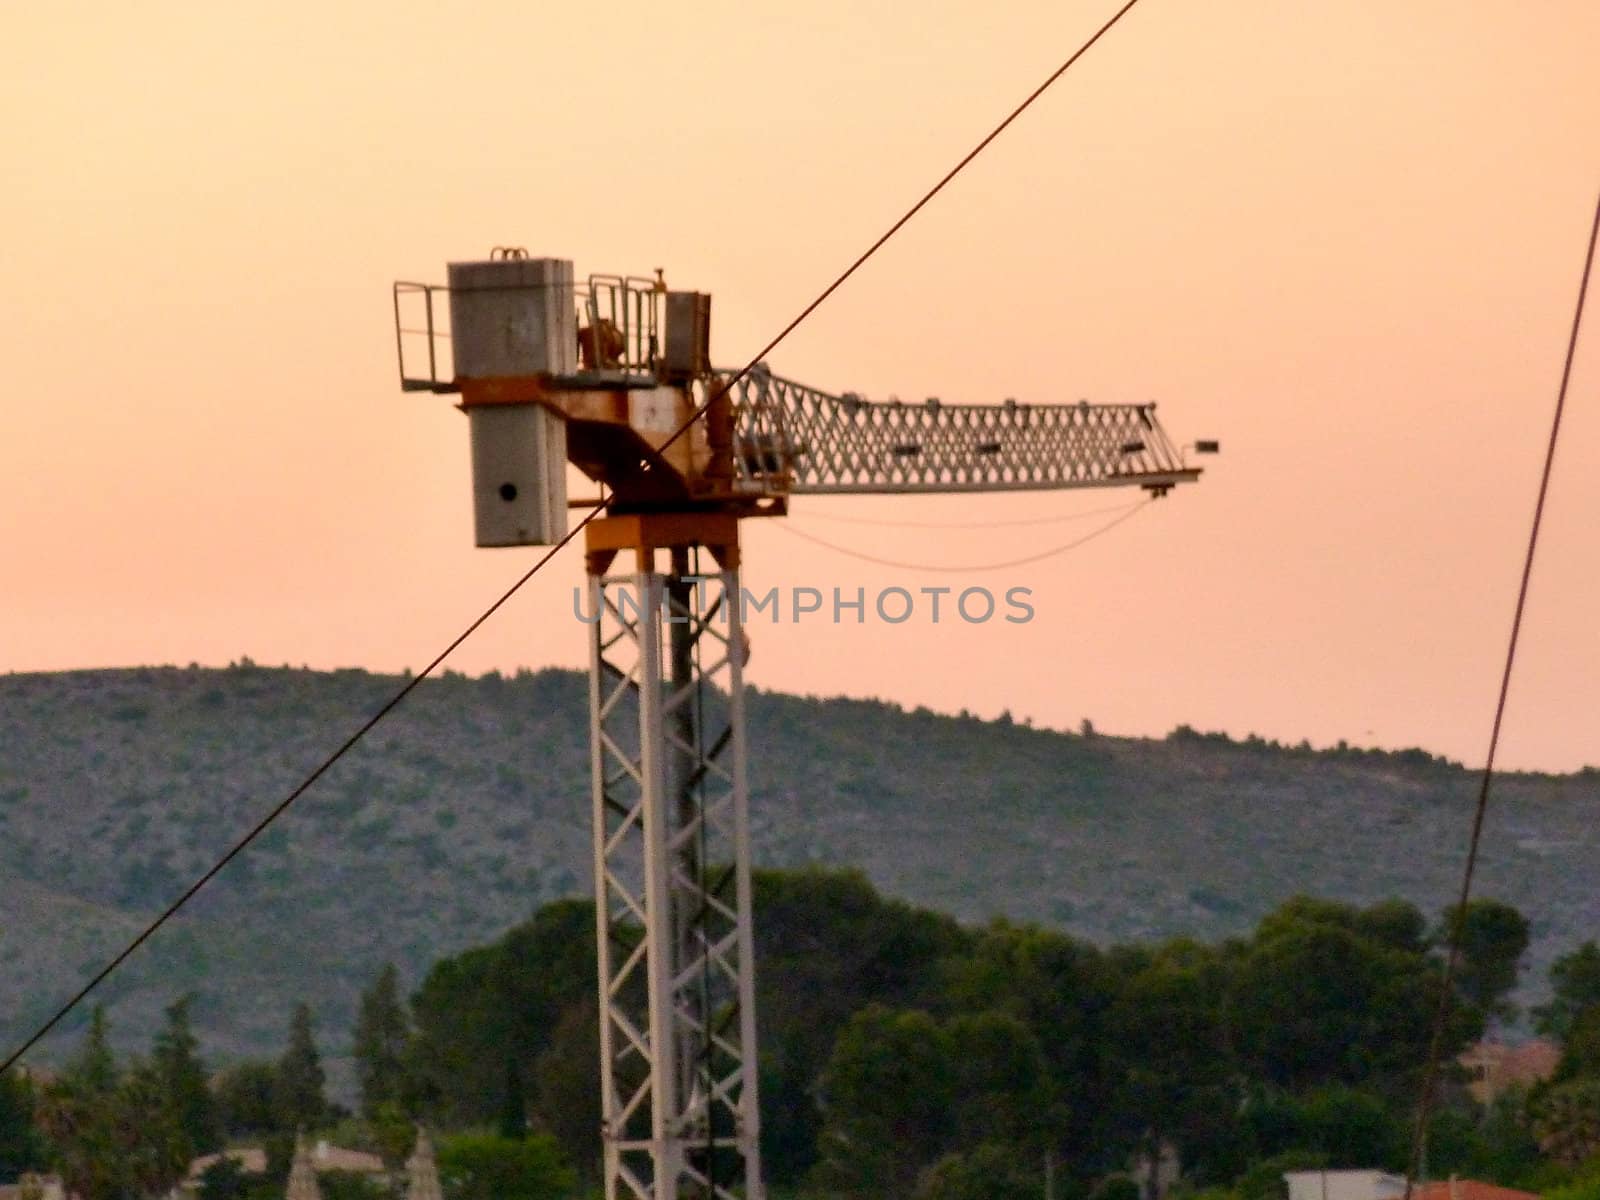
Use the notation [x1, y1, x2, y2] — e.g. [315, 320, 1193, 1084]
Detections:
[393, 275, 665, 392]
[582, 274, 662, 375]
[393, 282, 457, 393]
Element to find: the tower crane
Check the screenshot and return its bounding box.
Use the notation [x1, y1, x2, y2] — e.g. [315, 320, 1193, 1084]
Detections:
[391, 250, 1213, 1200]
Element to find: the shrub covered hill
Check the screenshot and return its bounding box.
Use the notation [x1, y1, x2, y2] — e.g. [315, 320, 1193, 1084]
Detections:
[0, 663, 1595, 1076]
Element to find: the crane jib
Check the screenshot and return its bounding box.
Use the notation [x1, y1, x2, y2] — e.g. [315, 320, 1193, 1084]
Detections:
[720, 367, 1199, 497]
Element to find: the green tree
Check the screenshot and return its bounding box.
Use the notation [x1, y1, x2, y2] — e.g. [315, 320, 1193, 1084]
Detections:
[153, 993, 222, 1155]
[434, 1132, 576, 1200]
[263, 1132, 296, 1186]
[1109, 942, 1237, 1186]
[1439, 899, 1529, 1023]
[1531, 1079, 1600, 1168]
[1230, 898, 1468, 1092]
[1232, 919, 1384, 1087]
[368, 1103, 418, 1180]
[275, 1004, 327, 1131]
[916, 1142, 1043, 1200]
[1228, 1083, 1403, 1172]
[1472, 1090, 1544, 1185]
[1545, 1174, 1600, 1200]
[1536, 943, 1600, 1040]
[1353, 899, 1428, 955]
[353, 964, 411, 1120]
[197, 1156, 250, 1200]
[1092, 1178, 1144, 1200]
[1233, 1151, 1326, 1200]
[1423, 1097, 1541, 1189]
[64, 1006, 117, 1096]
[0, 1069, 46, 1183]
[408, 871, 970, 1184]
[1556, 1005, 1600, 1082]
[409, 900, 597, 1128]
[944, 920, 1121, 1177]
[533, 1000, 601, 1182]
[1295, 1085, 1406, 1168]
[944, 1010, 1051, 1150]
[754, 868, 968, 1186]
[318, 1170, 389, 1200]
[813, 1007, 954, 1199]
[497, 1060, 528, 1141]
[38, 1060, 190, 1200]
[215, 1060, 279, 1136]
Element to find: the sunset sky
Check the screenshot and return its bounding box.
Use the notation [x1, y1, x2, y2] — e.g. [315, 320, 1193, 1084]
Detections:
[3, 2, 1597, 772]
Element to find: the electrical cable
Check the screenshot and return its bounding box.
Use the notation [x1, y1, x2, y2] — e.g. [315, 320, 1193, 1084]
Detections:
[0, 0, 1149, 1073]
[646, 0, 1147, 472]
[791, 499, 1138, 529]
[0, 500, 610, 1073]
[771, 497, 1153, 571]
[1401, 179, 1600, 1200]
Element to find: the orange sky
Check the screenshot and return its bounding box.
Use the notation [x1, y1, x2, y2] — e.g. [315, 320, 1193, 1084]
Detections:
[3, 2, 1597, 772]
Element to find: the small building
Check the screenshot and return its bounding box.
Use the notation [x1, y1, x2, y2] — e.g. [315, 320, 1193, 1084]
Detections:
[1284, 1168, 1409, 1200]
[1129, 1139, 1182, 1200]
[1409, 1181, 1540, 1200]
[182, 1140, 388, 1196]
[306, 1142, 384, 1176]
[0, 1174, 66, 1200]
[1458, 1040, 1560, 1107]
[187, 1148, 269, 1183]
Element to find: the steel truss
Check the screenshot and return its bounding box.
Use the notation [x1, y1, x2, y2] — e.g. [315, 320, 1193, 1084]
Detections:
[587, 547, 763, 1200]
[721, 364, 1195, 494]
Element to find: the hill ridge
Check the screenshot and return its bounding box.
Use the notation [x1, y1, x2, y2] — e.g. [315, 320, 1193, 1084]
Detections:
[1, 664, 1593, 1077]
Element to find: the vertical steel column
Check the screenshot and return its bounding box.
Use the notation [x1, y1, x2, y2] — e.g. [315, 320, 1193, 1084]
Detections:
[588, 547, 763, 1200]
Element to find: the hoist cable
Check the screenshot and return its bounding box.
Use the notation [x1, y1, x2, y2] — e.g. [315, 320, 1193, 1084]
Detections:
[772, 497, 1152, 571]
[791, 499, 1138, 529]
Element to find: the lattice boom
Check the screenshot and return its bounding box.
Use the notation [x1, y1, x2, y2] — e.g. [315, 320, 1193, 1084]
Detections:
[723, 365, 1194, 495]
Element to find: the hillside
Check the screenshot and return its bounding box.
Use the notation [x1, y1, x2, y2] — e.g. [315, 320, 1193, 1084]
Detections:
[1, 664, 1594, 1084]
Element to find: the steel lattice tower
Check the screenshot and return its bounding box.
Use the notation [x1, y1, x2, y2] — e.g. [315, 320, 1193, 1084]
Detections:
[586, 522, 761, 1200]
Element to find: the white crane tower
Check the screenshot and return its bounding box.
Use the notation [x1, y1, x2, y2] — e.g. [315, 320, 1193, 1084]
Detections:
[392, 249, 1212, 1200]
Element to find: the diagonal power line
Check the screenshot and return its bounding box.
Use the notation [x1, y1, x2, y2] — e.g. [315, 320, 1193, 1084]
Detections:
[0, 0, 1149, 1073]
[1403, 178, 1600, 1198]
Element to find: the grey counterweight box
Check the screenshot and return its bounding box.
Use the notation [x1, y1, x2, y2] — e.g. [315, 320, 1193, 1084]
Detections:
[468, 404, 568, 547]
[446, 257, 576, 378]
[447, 256, 574, 547]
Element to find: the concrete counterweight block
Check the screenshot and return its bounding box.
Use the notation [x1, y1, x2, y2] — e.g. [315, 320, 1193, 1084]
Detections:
[467, 404, 568, 547]
[446, 257, 576, 378]
[448, 256, 574, 546]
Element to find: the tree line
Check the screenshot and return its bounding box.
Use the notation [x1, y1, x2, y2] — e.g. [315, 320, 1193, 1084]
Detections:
[4, 868, 1600, 1200]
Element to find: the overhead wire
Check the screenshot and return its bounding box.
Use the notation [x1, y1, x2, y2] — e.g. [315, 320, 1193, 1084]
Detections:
[0, 0, 1150, 1073]
[772, 497, 1153, 571]
[1401, 179, 1600, 1200]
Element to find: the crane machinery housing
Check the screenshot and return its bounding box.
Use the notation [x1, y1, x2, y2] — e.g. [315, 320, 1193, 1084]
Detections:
[392, 249, 1211, 1200]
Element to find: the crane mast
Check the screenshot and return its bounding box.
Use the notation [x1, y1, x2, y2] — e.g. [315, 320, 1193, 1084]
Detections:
[392, 251, 1210, 1200]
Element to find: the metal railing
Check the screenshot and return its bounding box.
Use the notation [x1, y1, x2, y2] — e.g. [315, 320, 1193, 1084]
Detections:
[393, 282, 456, 393]
[583, 274, 662, 375]
[392, 273, 666, 393]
